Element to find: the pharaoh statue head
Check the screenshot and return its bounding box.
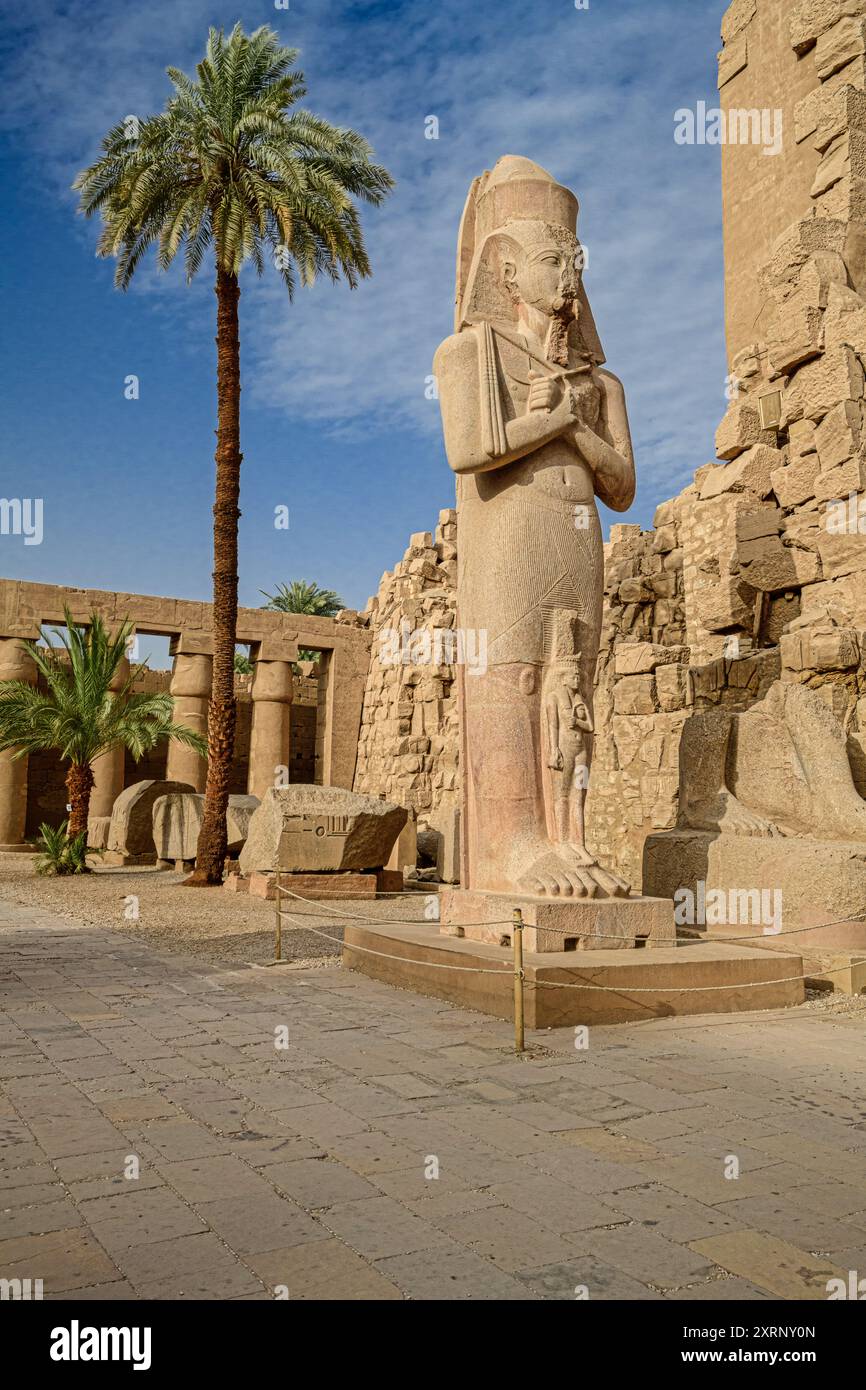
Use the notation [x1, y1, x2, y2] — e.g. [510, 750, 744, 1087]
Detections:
[454, 155, 605, 367]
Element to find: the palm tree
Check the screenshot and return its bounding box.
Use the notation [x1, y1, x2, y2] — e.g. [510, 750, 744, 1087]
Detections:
[260, 580, 345, 617]
[73, 24, 393, 884]
[0, 610, 207, 838]
[261, 581, 345, 664]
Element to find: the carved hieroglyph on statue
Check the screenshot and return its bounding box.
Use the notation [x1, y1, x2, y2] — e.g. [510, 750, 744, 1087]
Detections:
[435, 156, 636, 903]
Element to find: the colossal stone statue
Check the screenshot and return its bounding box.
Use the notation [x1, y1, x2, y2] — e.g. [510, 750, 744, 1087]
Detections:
[435, 156, 636, 901]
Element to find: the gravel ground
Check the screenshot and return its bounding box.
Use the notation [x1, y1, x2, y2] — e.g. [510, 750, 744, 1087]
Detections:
[0, 854, 433, 970]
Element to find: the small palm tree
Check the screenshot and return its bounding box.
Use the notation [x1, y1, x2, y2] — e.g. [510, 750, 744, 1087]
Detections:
[73, 23, 393, 885]
[0, 610, 207, 839]
[260, 581, 345, 617]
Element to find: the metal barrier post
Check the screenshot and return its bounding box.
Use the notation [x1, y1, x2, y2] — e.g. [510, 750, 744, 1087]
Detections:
[274, 866, 283, 963]
[513, 907, 525, 1053]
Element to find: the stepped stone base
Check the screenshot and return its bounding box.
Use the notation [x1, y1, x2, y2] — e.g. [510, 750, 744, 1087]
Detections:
[341, 920, 805, 1027]
[439, 888, 675, 952]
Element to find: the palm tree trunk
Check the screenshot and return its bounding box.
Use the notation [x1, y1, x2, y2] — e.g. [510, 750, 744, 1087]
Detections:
[66, 762, 94, 838]
[186, 267, 242, 886]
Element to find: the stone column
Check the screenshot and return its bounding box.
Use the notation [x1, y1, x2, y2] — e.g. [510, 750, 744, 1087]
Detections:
[0, 637, 37, 849]
[89, 655, 130, 824]
[166, 648, 212, 792]
[248, 659, 293, 800]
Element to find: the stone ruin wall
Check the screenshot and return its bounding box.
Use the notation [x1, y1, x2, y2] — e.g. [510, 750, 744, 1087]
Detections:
[355, 0, 866, 890]
[0, 577, 370, 849]
[352, 510, 460, 857]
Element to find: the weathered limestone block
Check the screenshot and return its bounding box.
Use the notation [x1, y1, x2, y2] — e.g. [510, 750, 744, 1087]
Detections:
[812, 134, 850, 197]
[735, 506, 783, 542]
[702, 443, 782, 497]
[618, 576, 655, 603]
[739, 538, 822, 591]
[823, 281, 866, 352]
[718, 34, 749, 88]
[764, 219, 847, 300]
[815, 169, 866, 221]
[796, 73, 866, 145]
[652, 524, 678, 553]
[612, 675, 657, 716]
[239, 785, 407, 875]
[790, 0, 864, 57]
[152, 792, 259, 865]
[614, 643, 689, 676]
[815, 452, 866, 499]
[696, 574, 756, 631]
[816, 522, 866, 577]
[815, 398, 863, 469]
[714, 402, 775, 462]
[722, 0, 757, 45]
[784, 343, 864, 423]
[105, 780, 195, 864]
[767, 293, 825, 374]
[782, 624, 859, 671]
[771, 455, 821, 506]
[815, 15, 866, 81]
[655, 663, 692, 712]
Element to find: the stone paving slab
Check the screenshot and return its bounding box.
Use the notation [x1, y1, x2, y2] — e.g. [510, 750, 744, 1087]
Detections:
[1, 897, 866, 1301]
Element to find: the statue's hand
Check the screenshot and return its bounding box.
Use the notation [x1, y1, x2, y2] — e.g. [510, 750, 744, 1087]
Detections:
[548, 750, 564, 771]
[543, 385, 583, 438]
[527, 371, 560, 413]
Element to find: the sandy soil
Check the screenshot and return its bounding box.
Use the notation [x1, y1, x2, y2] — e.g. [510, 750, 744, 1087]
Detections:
[0, 853, 433, 970]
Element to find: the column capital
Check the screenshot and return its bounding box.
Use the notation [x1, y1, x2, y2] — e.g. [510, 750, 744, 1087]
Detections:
[251, 658, 294, 704]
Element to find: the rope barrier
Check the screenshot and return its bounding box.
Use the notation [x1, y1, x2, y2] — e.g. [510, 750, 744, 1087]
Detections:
[274, 879, 514, 931]
[522, 964, 859, 993]
[274, 878, 866, 951]
[266, 874, 864, 1031]
[273, 906, 861, 994]
[676, 914, 866, 946]
[277, 907, 516, 976]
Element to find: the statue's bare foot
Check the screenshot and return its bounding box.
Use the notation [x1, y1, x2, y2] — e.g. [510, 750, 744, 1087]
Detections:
[518, 849, 596, 898]
[516, 845, 631, 899]
[689, 793, 783, 839]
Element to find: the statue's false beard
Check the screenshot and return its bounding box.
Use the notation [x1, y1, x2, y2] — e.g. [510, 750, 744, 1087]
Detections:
[544, 298, 578, 367]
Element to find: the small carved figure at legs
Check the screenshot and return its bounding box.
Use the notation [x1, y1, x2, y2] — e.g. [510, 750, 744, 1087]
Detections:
[545, 663, 593, 850]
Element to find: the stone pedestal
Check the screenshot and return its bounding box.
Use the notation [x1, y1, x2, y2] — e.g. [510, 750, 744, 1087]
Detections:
[248, 659, 293, 801]
[440, 887, 675, 952]
[165, 651, 211, 792]
[89, 655, 130, 826]
[0, 637, 36, 849]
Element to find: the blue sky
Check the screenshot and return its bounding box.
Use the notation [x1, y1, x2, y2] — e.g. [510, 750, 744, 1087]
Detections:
[1, 0, 728, 625]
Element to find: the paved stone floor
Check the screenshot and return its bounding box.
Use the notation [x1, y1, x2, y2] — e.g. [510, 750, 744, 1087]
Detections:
[2, 897, 866, 1301]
